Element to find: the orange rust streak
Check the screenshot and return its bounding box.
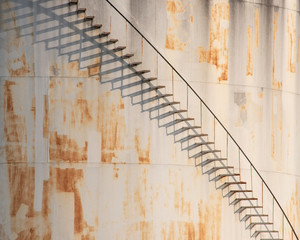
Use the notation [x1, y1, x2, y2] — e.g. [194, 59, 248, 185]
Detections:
[255, 9, 259, 48]
[197, 2, 229, 81]
[272, 12, 282, 90]
[184, 222, 195, 240]
[246, 26, 253, 76]
[113, 164, 119, 179]
[49, 132, 88, 162]
[31, 97, 36, 121]
[287, 13, 296, 73]
[271, 92, 283, 169]
[98, 92, 125, 163]
[43, 95, 48, 138]
[8, 165, 35, 217]
[3, 81, 28, 163]
[165, 33, 186, 51]
[76, 99, 93, 124]
[298, 38, 300, 63]
[165, 0, 186, 51]
[134, 133, 151, 164]
[8, 52, 31, 77]
[55, 168, 87, 234]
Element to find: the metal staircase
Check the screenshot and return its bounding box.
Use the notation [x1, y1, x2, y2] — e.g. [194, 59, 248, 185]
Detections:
[64, 0, 298, 239]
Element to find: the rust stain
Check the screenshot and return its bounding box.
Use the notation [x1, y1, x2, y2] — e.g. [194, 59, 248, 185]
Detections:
[98, 91, 125, 163]
[190, 15, 193, 23]
[174, 175, 191, 216]
[49, 132, 88, 162]
[184, 222, 195, 240]
[7, 52, 31, 77]
[3, 81, 28, 162]
[7, 164, 52, 239]
[298, 37, 300, 63]
[133, 168, 148, 218]
[134, 131, 151, 164]
[49, 81, 125, 164]
[197, 1, 230, 81]
[287, 183, 300, 234]
[272, 12, 282, 89]
[55, 168, 94, 236]
[140, 221, 153, 240]
[8, 165, 35, 218]
[255, 8, 259, 48]
[246, 26, 253, 76]
[161, 221, 175, 240]
[43, 95, 49, 138]
[31, 97, 36, 121]
[165, 33, 187, 51]
[271, 91, 283, 169]
[198, 193, 222, 240]
[76, 99, 93, 124]
[287, 12, 296, 73]
[49, 62, 88, 77]
[165, 0, 187, 51]
[113, 164, 119, 179]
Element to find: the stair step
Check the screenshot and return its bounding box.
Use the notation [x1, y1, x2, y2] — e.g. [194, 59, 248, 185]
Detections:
[84, 16, 94, 21]
[99, 31, 110, 37]
[191, 150, 221, 159]
[154, 109, 187, 120]
[183, 142, 215, 151]
[205, 166, 233, 175]
[241, 214, 268, 221]
[146, 102, 180, 112]
[214, 173, 240, 182]
[144, 77, 157, 82]
[231, 197, 258, 205]
[218, 181, 246, 190]
[77, 8, 86, 13]
[248, 222, 273, 229]
[224, 189, 252, 198]
[235, 205, 263, 214]
[113, 46, 126, 52]
[136, 70, 150, 74]
[127, 86, 165, 98]
[252, 230, 279, 238]
[108, 39, 118, 44]
[136, 94, 173, 105]
[162, 118, 194, 128]
[92, 24, 102, 29]
[170, 126, 202, 136]
[177, 134, 207, 143]
[199, 158, 227, 167]
[69, 0, 78, 4]
[121, 53, 134, 59]
[128, 62, 142, 67]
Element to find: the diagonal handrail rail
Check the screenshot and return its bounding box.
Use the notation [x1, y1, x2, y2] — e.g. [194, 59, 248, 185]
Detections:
[106, 0, 299, 238]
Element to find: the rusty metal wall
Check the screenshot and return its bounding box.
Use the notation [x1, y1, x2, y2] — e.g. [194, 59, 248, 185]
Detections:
[0, 0, 299, 239]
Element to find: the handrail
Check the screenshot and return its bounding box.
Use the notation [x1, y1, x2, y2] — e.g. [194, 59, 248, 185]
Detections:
[105, 0, 299, 238]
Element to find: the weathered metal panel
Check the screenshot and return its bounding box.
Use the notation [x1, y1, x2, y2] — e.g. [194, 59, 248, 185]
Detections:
[0, 0, 300, 239]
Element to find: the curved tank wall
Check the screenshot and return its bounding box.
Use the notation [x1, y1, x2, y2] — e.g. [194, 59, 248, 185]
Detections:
[0, 0, 299, 239]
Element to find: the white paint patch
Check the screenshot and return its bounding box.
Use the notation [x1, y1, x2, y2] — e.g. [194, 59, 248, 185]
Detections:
[88, 131, 101, 163]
